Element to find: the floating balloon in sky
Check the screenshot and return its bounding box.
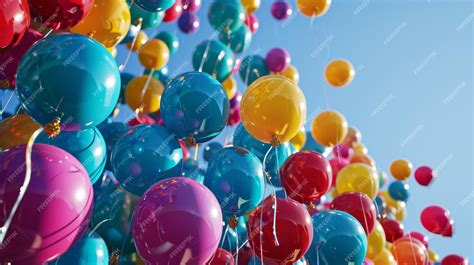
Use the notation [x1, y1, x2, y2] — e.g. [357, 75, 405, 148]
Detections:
[420, 205, 454, 237]
[336, 163, 379, 199]
[277, 64, 300, 83]
[388, 181, 410, 202]
[192, 40, 235, 82]
[219, 25, 252, 54]
[415, 165, 435, 186]
[125, 75, 164, 114]
[138, 39, 170, 70]
[266, 47, 291, 73]
[239, 54, 270, 85]
[155, 31, 180, 55]
[208, 0, 245, 33]
[325, 59, 355, 87]
[182, 0, 201, 12]
[241, 0, 261, 14]
[135, 0, 176, 12]
[178, 12, 200, 33]
[330, 192, 377, 235]
[271, 0, 293, 20]
[163, 0, 183, 22]
[244, 13, 259, 33]
[129, 2, 165, 29]
[381, 218, 405, 243]
[441, 254, 469, 265]
[297, 0, 332, 17]
[390, 159, 413, 181]
[311, 110, 348, 147]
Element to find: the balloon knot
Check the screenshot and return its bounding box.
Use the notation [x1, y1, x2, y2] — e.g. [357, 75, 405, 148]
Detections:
[44, 118, 61, 138]
[135, 18, 143, 26]
[228, 215, 238, 229]
[185, 134, 197, 147]
[270, 135, 280, 147]
[307, 202, 316, 212]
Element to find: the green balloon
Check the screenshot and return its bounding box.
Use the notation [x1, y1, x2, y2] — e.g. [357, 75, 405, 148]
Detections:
[208, 0, 245, 32]
[129, 2, 164, 29]
[219, 24, 252, 54]
[192, 40, 235, 82]
[239, 55, 270, 86]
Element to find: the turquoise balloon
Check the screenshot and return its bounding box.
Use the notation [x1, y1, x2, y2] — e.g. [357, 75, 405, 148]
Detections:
[52, 232, 109, 264]
[192, 40, 235, 82]
[135, 0, 175, 12]
[208, 0, 245, 32]
[204, 146, 264, 218]
[16, 33, 120, 131]
[219, 24, 252, 54]
[160, 71, 230, 143]
[388, 181, 410, 202]
[220, 216, 247, 252]
[233, 123, 270, 161]
[239, 55, 270, 86]
[303, 132, 332, 157]
[111, 124, 183, 195]
[37, 127, 107, 184]
[180, 159, 206, 183]
[374, 195, 385, 216]
[155, 31, 179, 55]
[143, 66, 170, 85]
[203, 142, 223, 161]
[307, 210, 368, 265]
[265, 143, 297, 187]
[129, 2, 164, 29]
[97, 119, 129, 171]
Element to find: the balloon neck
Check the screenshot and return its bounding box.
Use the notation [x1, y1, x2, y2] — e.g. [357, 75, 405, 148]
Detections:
[270, 135, 280, 147]
[307, 202, 316, 212]
[87, 32, 95, 38]
[134, 18, 143, 27]
[228, 215, 238, 229]
[113, 105, 120, 117]
[44, 117, 61, 138]
[185, 134, 197, 147]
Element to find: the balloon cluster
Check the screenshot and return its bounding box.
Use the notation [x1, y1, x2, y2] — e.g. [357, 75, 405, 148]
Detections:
[0, 0, 468, 265]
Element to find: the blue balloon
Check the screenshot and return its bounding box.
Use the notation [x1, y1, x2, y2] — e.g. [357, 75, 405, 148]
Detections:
[203, 142, 223, 161]
[97, 119, 129, 171]
[239, 55, 270, 86]
[16, 33, 120, 131]
[374, 195, 386, 216]
[155, 31, 179, 55]
[204, 146, 264, 218]
[135, 0, 175, 12]
[143, 66, 171, 85]
[233, 123, 270, 161]
[129, 2, 165, 29]
[192, 40, 235, 82]
[307, 210, 368, 265]
[388, 181, 410, 202]
[37, 127, 107, 184]
[111, 124, 183, 195]
[219, 24, 252, 54]
[220, 216, 247, 252]
[265, 143, 297, 187]
[53, 232, 109, 264]
[119, 72, 135, 104]
[208, 0, 245, 32]
[160, 71, 230, 143]
[180, 159, 206, 183]
[302, 132, 332, 157]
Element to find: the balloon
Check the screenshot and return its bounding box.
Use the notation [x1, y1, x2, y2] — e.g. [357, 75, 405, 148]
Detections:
[307, 210, 367, 265]
[366, 221, 386, 261]
[343, 126, 362, 147]
[244, 13, 259, 33]
[233, 122, 273, 160]
[182, 0, 201, 12]
[241, 75, 307, 144]
[330, 192, 377, 235]
[381, 219, 404, 243]
[374, 195, 386, 217]
[203, 142, 223, 161]
[207, 248, 235, 265]
[129, 3, 165, 29]
[135, 0, 176, 12]
[389, 159, 412, 181]
[266, 47, 291, 73]
[111, 124, 183, 195]
[219, 25, 252, 54]
[126, 30, 148, 51]
[373, 248, 397, 265]
[297, 0, 331, 17]
[16, 33, 120, 132]
[388, 181, 410, 202]
[178, 12, 200, 33]
[441, 254, 469, 265]
[271, 0, 293, 20]
[160, 72, 230, 144]
[329, 157, 349, 187]
[132, 177, 223, 264]
[138, 39, 170, 70]
[70, 0, 130, 49]
[311, 110, 348, 147]
[349, 152, 376, 168]
[332, 144, 353, 160]
[0, 114, 40, 150]
[415, 166, 435, 186]
[125, 75, 164, 114]
[239, 55, 270, 86]
[229, 91, 242, 109]
[290, 127, 306, 151]
[391, 237, 429, 265]
[336, 163, 379, 199]
[208, 0, 245, 32]
[144, 66, 171, 85]
[265, 142, 297, 187]
[0, 144, 93, 264]
[163, 0, 182, 22]
[280, 150, 332, 204]
[180, 159, 206, 183]
[420, 205, 454, 237]
[248, 197, 313, 264]
[204, 146, 264, 218]
[97, 120, 129, 170]
[155, 31, 180, 55]
[37, 127, 107, 184]
[302, 131, 332, 156]
[52, 232, 109, 264]
[221, 76, 238, 99]
[122, 23, 140, 43]
[378, 171, 388, 188]
[192, 40, 235, 82]
[324, 59, 354, 87]
[241, 0, 260, 13]
[29, 0, 93, 30]
[277, 64, 300, 83]
[0, 0, 30, 49]
[407, 231, 429, 248]
[219, 216, 247, 252]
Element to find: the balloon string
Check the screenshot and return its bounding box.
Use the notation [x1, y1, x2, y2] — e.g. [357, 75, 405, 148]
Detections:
[198, 41, 212, 72]
[220, 225, 229, 248]
[137, 69, 155, 115]
[407, 233, 418, 265]
[119, 21, 143, 71]
[272, 147, 280, 246]
[44, 28, 54, 38]
[223, 126, 229, 146]
[235, 226, 239, 265]
[211, 51, 226, 79]
[193, 144, 199, 161]
[231, 239, 249, 257]
[359, 195, 370, 238]
[0, 127, 43, 244]
[15, 105, 23, 115]
[89, 199, 121, 236]
[0, 89, 16, 115]
[244, 56, 252, 86]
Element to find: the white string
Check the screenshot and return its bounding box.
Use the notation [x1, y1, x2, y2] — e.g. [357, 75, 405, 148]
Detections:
[119, 22, 143, 71]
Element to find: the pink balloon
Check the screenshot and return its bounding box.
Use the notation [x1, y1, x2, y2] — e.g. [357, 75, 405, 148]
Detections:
[0, 144, 93, 265]
[332, 144, 353, 160]
[441, 254, 469, 265]
[244, 14, 259, 33]
[132, 177, 223, 264]
[420, 205, 454, 237]
[415, 166, 435, 186]
[265, 47, 290, 73]
[406, 231, 429, 248]
[363, 258, 375, 265]
[329, 157, 349, 187]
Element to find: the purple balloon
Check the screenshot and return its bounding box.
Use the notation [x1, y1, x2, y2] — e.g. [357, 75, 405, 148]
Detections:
[0, 144, 93, 265]
[266, 47, 291, 73]
[132, 177, 223, 264]
[332, 144, 353, 160]
[229, 91, 241, 109]
[178, 12, 200, 34]
[182, 0, 201, 13]
[271, 0, 292, 21]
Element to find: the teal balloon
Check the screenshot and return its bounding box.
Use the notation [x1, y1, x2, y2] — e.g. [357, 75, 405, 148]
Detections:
[119, 72, 135, 104]
[307, 210, 368, 265]
[208, 0, 245, 32]
[135, 0, 175, 12]
[233, 123, 269, 160]
[52, 232, 109, 264]
[155, 31, 179, 54]
[219, 24, 252, 54]
[160, 71, 230, 143]
[374, 195, 385, 216]
[129, 2, 165, 29]
[303, 132, 332, 157]
[239, 55, 270, 86]
[204, 146, 264, 218]
[220, 216, 247, 252]
[180, 159, 206, 183]
[265, 143, 297, 187]
[37, 127, 107, 184]
[203, 142, 223, 161]
[144, 66, 170, 85]
[192, 40, 234, 82]
[388, 181, 410, 202]
[249, 256, 307, 265]
[111, 124, 183, 195]
[16, 33, 120, 131]
[97, 119, 129, 171]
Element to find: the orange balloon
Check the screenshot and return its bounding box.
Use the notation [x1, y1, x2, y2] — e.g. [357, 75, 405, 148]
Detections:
[277, 64, 300, 84]
[125, 75, 164, 114]
[311, 110, 348, 147]
[343, 126, 361, 147]
[325, 59, 355, 87]
[127, 31, 149, 51]
[390, 159, 412, 180]
[392, 238, 429, 265]
[221, 76, 237, 99]
[290, 127, 307, 151]
[297, 0, 332, 17]
[138, 39, 170, 70]
[350, 152, 376, 168]
[0, 114, 40, 150]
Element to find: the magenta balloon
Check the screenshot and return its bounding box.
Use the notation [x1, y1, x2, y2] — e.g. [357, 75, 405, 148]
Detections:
[132, 177, 223, 264]
[182, 0, 201, 13]
[0, 144, 93, 265]
[420, 205, 453, 237]
[271, 0, 292, 21]
[415, 166, 434, 186]
[265, 47, 290, 73]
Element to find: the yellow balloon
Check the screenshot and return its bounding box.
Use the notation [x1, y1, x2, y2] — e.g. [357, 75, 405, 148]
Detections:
[390, 159, 412, 181]
[241, 0, 260, 14]
[127, 31, 149, 51]
[0, 114, 41, 150]
[393, 205, 406, 222]
[221, 76, 237, 99]
[350, 152, 376, 168]
[336, 163, 379, 199]
[241, 75, 307, 145]
[325, 59, 355, 87]
[138, 39, 170, 70]
[367, 221, 386, 261]
[297, 0, 332, 17]
[380, 190, 406, 220]
[277, 64, 300, 84]
[311, 110, 348, 147]
[70, 0, 131, 49]
[290, 127, 307, 151]
[330, 187, 339, 198]
[373, 248, 397, 265]
[353, 142, 368, 154]
[428, 249, 439, 262]
[125, 75, 164, 114]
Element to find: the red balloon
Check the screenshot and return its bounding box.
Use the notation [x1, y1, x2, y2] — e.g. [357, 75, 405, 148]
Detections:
[441, 254, 469, 265]
[420, 205, 454, 237]
[228, 107, 241, 126]
[0, 0, 30, 49]
[182, 0, 201, 13]
[235, 246, 254, 265]
[280, 150, 332, 205]
[415, 166, 435, 186]
[381, 218, 404, 243]
[29, 0, 93, 30]
[127, 115, 156, 126]
[244, 14, 259, 33]
[163, 0, 183, 22]
[406, 231, 429, 248]
[247, 197, 313, 264]
[207, 248, 235, 265]
[329, 157, 348, 187]
[330, 192, 377, 235]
